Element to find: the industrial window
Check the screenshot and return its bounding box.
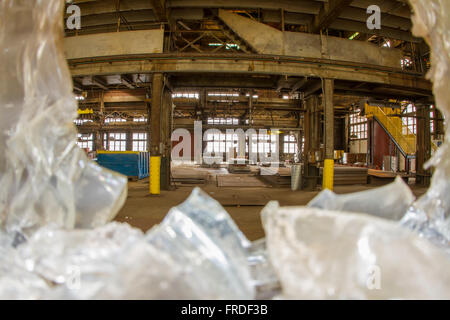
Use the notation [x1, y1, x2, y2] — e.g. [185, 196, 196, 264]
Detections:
[257, 134, 276, 153]
[401, 57, 413, 69]
[430, 105, 435, 134]
[172, 92, 199, 99]
[225, 133, 239, 154]
[402, 104, 416, 135]
[207, 118, 239, 125]
[132, 133, 147, 151]
[105, 117, 126, 123]
[350, 111, 367, 140]
[133, 117, 147, 122]
[207, 92, 239, 97]
[205, 132, 226, 153]
[205, 132, 245, 154]
[208, 43, 240, 50]
[104, 133, 126, 151]
[283, 135, 299, 154]
[74, 119, 93, 125]
[77, 133, 93, 151]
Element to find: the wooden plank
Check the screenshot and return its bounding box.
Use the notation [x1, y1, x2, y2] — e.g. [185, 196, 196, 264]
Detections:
[217, 174, 268, 187]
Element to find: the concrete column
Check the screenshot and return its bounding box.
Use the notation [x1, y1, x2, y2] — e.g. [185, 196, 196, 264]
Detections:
[160, 88, 173, 190]
[95, 91, 105, 151]
[94, 131, 103, 151]
[416, 105, 431, 186]
[126, 129, 132, 151]
[322, 78, 334, 190]
[303, 96, 320, 190]
[150, 73, 163, 155]
[150, 73, 173, 193]
[146, 102, 151, 151]
[279, 132, 285, 162]
[435, 108, 444, 139]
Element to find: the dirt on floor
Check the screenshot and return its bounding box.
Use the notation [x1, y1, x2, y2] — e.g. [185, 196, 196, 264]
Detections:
[115, 176, 429, 241]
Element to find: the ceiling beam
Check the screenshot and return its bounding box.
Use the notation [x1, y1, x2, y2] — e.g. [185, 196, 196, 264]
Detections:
[312, 0, 353, 33]
[167, 0, 322, 15]
[329, 18, 422, 42]
[92, 76, 108, 90]
[150, 0, 167, 22]
[289, 77, 308, 94]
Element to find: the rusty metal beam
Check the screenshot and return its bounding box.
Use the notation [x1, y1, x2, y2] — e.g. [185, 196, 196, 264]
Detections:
[68, 54, 432, 94]
[149, 0, 167, 22]
[312, 0, 353, 33]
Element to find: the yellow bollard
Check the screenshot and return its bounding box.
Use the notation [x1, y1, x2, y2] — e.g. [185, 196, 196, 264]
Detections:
[322, 159, 334, 191]
[150, 156, 161, 195]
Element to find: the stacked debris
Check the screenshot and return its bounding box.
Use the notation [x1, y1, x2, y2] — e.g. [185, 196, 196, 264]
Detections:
[228, 163, 251, 174]
[319, 166, 368, 185]
[259, 167, 291, 187]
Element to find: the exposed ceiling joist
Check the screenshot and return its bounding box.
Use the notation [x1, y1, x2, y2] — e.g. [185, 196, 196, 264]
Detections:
[121, 76, 135, 89]
[290, 77, 308, 94]
[329, 18, 422, 42]
[149, 0, 168, 22]
[91, 76, 108, 90]
[312, 0, 353, 33]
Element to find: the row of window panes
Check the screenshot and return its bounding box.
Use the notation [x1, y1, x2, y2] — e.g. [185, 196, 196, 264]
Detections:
[206, 133, 240, 141]
[102, 132, 147, 152]
[207, 118, 239, 125]
[77, 133, 93, 151]
[74, 119, 93, 125]
[284, 135, 296, 142]
[172, 92, 199, 99]
[204, 134, 303, 154]
[283, 143, 298, 154]
[104, 132, 127, 151]
[205, 141, 277, 153]
[207, 92, 239, 97]
[350, 111, 366, 125]
[283, 135, 299, 154]
[430, 109, 434, 133]
[402, 104, 417, 135]
[105, 117, 126, 123]
[350, 123, 368, 139]
[132, 132, 147, 152]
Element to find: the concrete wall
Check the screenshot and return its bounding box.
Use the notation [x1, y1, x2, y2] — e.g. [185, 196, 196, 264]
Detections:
[64, 29, 164, 59]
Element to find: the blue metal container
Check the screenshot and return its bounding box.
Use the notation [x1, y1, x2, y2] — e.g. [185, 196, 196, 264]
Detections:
[97, 151, 149, 179]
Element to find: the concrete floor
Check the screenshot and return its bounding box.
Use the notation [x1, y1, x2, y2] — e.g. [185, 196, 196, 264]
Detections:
[115, 177, 429, 241]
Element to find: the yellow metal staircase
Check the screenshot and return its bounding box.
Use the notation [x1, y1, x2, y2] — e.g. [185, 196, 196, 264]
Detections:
[365, 104, 417, 156]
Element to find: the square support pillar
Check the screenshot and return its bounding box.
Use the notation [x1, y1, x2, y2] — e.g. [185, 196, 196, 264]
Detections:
[303, 95, 321, 190]
[149, 73, 173, 192]
[416, 105, 431, 186]
[150, 73, 163, 156]
[322, 78, 334, 190]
